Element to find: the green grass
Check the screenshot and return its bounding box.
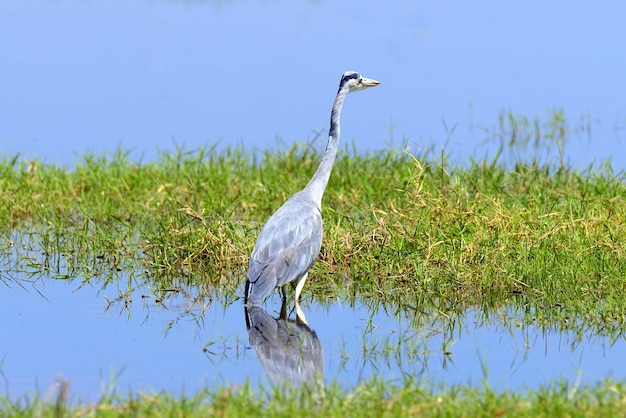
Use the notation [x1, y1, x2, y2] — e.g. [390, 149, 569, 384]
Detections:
[2, 140, 625, 330]
[3, 378, 626, 417]
[2, 111, 626, 414]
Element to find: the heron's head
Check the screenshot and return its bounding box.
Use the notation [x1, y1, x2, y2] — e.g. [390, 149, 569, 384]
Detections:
[340, 71, 381, 92]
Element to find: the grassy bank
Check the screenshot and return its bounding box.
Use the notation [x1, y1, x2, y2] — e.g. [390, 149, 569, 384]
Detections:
[2, 112, 626, 414]
[2, 141, 625, 330]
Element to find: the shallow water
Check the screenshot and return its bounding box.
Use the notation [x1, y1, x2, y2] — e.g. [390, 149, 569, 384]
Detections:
[2, 271, 625, 404]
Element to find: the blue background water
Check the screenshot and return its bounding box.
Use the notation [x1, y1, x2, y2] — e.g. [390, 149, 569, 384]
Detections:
[1, 1, 625, 168]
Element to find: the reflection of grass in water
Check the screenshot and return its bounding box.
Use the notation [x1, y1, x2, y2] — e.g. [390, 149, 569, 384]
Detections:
[474, 108, 572, 169]
[1, 110, 626, 412]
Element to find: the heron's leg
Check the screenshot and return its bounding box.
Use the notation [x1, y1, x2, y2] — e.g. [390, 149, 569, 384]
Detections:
[279, 295, 287, 320]
[294, 272, 308, 303]
[294, 273, 309, 325]
[244, 280, 250, 305]
[295, 303, 308, 325]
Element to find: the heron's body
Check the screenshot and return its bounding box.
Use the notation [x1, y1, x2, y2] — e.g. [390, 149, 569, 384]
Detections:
[244, 71, 380, 318]
[245, 191, 322, 306]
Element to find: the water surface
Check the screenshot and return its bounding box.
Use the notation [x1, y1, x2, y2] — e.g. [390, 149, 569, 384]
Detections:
[2, 272, 625, 403]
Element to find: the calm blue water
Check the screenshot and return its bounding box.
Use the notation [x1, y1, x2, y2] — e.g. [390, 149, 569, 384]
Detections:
[2, 271, 625, 404]
[1, 1, 625, 169]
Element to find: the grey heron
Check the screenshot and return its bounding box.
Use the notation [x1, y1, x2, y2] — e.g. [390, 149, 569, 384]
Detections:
[244, 71, 380, 319]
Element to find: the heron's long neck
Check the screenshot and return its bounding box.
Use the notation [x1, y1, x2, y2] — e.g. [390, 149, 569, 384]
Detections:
[302, 86, 349, 206]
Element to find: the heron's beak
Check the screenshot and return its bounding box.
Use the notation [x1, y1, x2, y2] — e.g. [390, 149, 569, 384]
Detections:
[361, 77, 381, 87]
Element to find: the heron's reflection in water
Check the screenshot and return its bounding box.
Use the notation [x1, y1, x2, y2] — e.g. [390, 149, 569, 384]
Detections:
[245, 302, 324, 392]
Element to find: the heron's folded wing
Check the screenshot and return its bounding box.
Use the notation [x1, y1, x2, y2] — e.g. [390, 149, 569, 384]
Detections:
[246, 201, 323, 301]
